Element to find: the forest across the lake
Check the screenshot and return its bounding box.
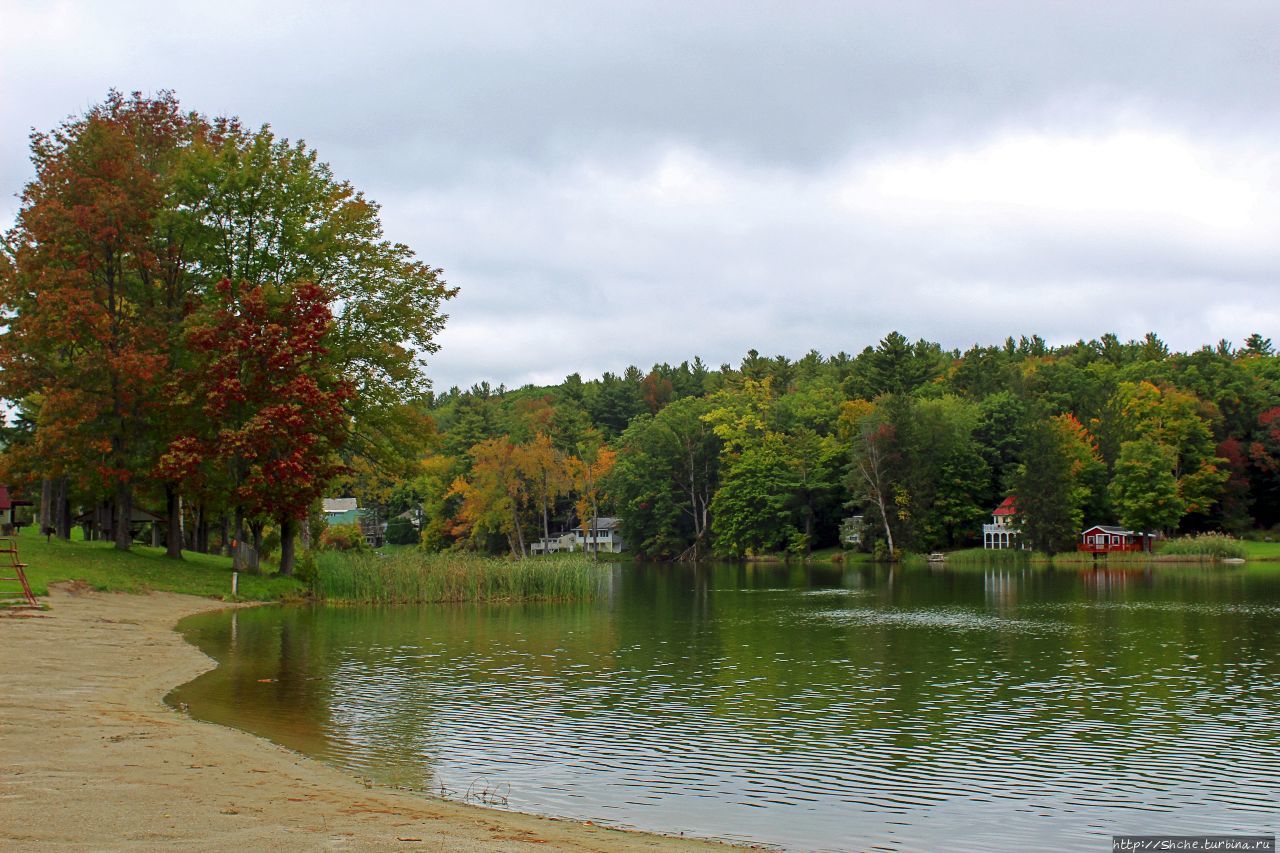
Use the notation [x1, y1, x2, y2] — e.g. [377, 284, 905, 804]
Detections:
[407, 330, 1280, 561]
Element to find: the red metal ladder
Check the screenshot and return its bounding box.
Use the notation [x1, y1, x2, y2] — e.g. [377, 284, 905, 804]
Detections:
[0, 535, 37, 608]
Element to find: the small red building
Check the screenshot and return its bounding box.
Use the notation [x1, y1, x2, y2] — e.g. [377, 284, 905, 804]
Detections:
[1077, 525, 1147, 554]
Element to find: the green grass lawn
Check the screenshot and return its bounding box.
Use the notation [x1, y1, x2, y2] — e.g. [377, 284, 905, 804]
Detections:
[1241, 539, 1280, 561]
[3, 528, 304, 602]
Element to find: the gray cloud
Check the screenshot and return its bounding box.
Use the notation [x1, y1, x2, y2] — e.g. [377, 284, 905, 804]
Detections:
[3, 0, 1278, 389]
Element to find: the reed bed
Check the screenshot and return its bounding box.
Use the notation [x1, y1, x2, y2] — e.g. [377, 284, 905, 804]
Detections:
[1157, 532, 1247, 560]
[314, 550, 607, 603]
[939, 548, 1032, 567]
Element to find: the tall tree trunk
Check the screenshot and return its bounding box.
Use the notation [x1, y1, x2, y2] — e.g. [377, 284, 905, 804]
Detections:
[55, 478, 71, 540]
[165, 484, 183, 559]
[279, 518, 297, 576]
[114, 484, 132, 550]
[248, 519, 264, 574]
[39, 478, 52, 533]
[196, 505, 209, 553]
[220, 513, 231, 557]
[588, 494, 601, 561]
[232, 507, 245, 570]
[512, 504, 526, 558]
[541, 471, 550, 540]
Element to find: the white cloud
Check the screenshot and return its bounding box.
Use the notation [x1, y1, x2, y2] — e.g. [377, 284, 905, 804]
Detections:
[845, 130, 1267, 232]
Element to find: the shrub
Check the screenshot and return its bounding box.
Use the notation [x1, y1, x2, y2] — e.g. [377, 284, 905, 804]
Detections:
[385, 516, 420, 546]
[320, 523, 367, 552]
[292, 550, 319, 587]
[260, 527, 281, 561]
[1159, 532, 1246, 560]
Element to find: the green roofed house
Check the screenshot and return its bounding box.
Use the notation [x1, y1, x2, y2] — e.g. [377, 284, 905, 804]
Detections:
[323, 498, 360, 527]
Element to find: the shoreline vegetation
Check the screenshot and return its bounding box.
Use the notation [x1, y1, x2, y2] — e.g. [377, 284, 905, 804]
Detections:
[9, 528, 614, 606]
[314, 550, 608, 604]
[10, 527, 1280, 613]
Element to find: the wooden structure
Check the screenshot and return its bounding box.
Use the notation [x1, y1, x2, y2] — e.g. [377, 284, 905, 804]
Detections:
[0, 486, 36, 608]
[0, 535, 36, 608]
[982, 496, 1026, 550]
[74, 505, 162, 544]
[1077, 525, 1148, 554]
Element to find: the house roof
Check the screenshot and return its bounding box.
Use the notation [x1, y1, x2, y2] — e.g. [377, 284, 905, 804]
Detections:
[0, 485, 31, 511]
[585, 516, 620, 530]
[993, 496, 1018, 516]
[1083, 525, 1133, 535]
[323, 498, 359, 514]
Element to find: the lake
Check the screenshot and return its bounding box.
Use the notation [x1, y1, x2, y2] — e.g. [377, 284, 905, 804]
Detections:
[169, 561, 1280, 851]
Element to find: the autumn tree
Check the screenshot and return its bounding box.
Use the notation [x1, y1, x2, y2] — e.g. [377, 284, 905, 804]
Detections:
[519, 432, 569, 541]
[448, 437, 531, 558]
[0, 91, 200, 550]
[567, 433, 617, 560]
[161, 280, 351, 573]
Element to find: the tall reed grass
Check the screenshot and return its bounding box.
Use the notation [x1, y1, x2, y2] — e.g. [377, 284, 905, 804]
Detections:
[313, 550, 608, 603]
[941, 548, 1032, 566]
[1157, 532, 1247, 560]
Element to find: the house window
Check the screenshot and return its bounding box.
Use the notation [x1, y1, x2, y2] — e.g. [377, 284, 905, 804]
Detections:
[1111, 535, 1120, 545]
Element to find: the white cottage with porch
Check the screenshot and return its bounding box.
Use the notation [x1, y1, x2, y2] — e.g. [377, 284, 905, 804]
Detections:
[982, 496, 1027, 550]
[530, 517, 627, 555]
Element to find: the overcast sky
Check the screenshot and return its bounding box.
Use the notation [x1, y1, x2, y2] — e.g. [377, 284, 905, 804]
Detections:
[2, 1, 1278, 390]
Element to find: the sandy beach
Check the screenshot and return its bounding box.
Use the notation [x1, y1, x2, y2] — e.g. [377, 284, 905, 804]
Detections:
[0, 586, 720, 851]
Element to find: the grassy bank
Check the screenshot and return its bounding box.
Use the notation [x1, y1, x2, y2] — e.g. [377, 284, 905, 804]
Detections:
[1242, 540, 1280, 561]
[315, 550, 609, 603]
[5, 528, 303, 602]
[932, 539, 1280, 567]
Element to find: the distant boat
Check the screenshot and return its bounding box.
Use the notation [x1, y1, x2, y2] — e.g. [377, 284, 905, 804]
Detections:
[927, 552, 947, 563]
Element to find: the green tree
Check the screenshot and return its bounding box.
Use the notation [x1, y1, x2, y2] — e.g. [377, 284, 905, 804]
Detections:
[1014, 415, 1099, 555]
[609, 397, 719, 558]
[710, 435, 798, 557]
[178, 119, 456, 477]
[1109, 438, 1185, 547]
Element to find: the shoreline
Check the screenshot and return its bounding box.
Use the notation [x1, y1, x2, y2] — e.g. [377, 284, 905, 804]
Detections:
[0, 585, 722, 851]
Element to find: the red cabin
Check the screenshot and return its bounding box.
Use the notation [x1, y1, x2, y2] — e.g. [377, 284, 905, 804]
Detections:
[1077, 525, 1147, 554]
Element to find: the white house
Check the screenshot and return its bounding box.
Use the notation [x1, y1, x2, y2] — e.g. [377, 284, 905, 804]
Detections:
[577, 517, 625, 553]
[982, 496, 1027, 550]
[530, 532, 579, 555]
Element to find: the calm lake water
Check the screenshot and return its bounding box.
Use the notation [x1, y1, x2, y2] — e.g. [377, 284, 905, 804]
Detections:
[169, 561, 1280, 851]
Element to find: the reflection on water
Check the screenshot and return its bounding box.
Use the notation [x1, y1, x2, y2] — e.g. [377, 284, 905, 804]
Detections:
[169, 562, 1280, 851]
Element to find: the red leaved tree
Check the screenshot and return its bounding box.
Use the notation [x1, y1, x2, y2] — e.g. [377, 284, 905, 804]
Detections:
[162, 279, 351, 574]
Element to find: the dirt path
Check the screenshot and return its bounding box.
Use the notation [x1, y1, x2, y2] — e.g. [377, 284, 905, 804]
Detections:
[0, 586, 721, 851]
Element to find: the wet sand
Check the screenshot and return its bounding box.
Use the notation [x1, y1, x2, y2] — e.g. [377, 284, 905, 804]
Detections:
[0, 586, 721, 851]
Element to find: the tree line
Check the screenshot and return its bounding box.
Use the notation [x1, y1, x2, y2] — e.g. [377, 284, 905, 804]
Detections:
[400, 332, 1280, 559]
[0, 91, 454, 572]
